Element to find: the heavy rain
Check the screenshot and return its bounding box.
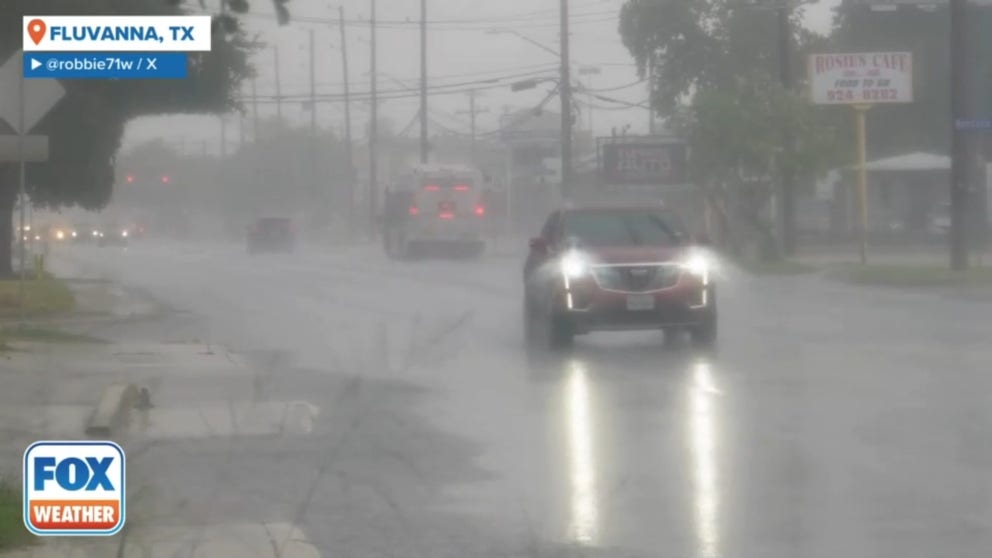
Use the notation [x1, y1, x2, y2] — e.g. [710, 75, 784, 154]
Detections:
[2, 1, 992, 557]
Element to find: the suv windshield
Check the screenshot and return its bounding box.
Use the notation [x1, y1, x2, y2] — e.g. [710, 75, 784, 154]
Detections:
[561, 211, 686, 247]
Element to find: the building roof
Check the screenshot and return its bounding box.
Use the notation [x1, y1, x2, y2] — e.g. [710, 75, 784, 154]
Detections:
[853, 152, 951, 172]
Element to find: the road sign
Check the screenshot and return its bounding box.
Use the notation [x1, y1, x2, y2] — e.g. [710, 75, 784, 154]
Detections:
[808, 52, 913, 105]
[955, 119, 992, 131]
[0, 135, 49, 161]
[601, 141, 688, 186]
[0, 50, 65, 134]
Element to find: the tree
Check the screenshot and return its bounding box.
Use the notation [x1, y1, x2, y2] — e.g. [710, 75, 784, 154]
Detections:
[0, 0, 252, 276]
[619, 0, 841, 258]
[677, 73, 842, 258]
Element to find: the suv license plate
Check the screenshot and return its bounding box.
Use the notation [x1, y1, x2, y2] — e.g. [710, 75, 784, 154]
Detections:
[626, 294, 655, 311]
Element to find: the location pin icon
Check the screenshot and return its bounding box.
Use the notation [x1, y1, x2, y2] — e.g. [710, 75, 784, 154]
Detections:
[27, 19, 46, 46]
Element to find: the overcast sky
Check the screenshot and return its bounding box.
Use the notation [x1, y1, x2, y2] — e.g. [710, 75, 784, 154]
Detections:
[122, 0, 841, 156]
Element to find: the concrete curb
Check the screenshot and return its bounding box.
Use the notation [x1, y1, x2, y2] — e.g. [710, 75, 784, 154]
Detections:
[86, 382, 139, 438]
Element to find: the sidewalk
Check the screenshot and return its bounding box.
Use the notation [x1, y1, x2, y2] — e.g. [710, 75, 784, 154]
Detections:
[1, 339, 324, 557]
[2, 523, 320, 557]
[1, 268, 326, 557]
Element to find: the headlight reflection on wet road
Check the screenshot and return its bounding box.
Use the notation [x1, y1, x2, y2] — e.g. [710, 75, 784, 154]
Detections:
[690, 360, 721, 558]
[565, 359, 599, 546]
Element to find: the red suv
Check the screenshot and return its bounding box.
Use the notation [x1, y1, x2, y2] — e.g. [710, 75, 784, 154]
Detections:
[523, 206, 716, 349]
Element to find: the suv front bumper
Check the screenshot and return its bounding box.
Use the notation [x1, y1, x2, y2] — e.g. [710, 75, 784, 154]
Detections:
[554, 278, 714, 333]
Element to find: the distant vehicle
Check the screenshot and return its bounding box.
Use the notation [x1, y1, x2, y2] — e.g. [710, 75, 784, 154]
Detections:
[98, 224, 130, 247]
[125, 221, 147, 239]
[73, 223, 101, 243]
[928, 202, 951, 237]
[48, 224, 73, 242]
[247, 217, 295, 254]
[382, 164, 488, 259]
[523, 205, 716, 350]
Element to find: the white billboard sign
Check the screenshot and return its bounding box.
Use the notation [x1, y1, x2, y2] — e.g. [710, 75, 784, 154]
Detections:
[808, 52, 913, 105]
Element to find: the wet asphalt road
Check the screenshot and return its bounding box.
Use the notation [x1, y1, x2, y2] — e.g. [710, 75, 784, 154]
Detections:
[54, 240, 992, 558]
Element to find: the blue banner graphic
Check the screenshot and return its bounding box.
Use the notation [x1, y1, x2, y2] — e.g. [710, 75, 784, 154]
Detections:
[23, 52, 187, 79]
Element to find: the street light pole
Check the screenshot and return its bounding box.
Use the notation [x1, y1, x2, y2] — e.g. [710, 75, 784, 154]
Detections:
[950, 0, 969, 270]
[420, 0, 429, 164]
[339, 5, 355, 236]
[369, 0, 379, 238]
[778, 2, 797, 257]
[560, 0, 573, 203]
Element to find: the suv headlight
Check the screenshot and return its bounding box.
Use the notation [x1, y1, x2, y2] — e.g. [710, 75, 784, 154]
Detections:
[560, 251, 589, 279]
[680, 253, 710, 285]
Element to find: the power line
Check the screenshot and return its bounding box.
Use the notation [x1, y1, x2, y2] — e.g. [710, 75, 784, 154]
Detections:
[246, 68, 561, 102]
[204, 8, 618, 28]
[579, 79, 646, 93]
[252, 62, 559, 91]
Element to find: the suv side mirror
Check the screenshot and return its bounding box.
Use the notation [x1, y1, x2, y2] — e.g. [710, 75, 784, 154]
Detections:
[529, 237, 548, 253]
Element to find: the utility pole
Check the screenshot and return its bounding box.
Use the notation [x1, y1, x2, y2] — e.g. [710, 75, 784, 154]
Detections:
[469, 90, 478, 164]
[219, 0, 228, 160]
[420, 0, 429, 164]
[950, 0, 969, 270]
[560, 0, 574, 202]
[274, 46, 283, 123]
[309, 29, 317, 138]
[340, 5, 356, 235]
[648, 64, 656, 134]
[369, 0, 379, 237]
[457, 90, 490, 166]
[220, 115, 227, 159]
[777, 3, 797, 257]
[251, 76, 259, 142]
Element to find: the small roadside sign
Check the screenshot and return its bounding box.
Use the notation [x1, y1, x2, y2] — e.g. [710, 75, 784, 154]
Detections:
[0, 135, 49, 162]
[808, 52, 913, 105]
[955, 119, 992, 131]
[0, 50, 65, 134]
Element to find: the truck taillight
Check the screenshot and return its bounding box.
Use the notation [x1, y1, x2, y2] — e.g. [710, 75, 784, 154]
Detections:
[454, 185, 470, 192]
[474, 205, 486, 216]
[408, 206, 420, 216]
[439, 212, 455, 220]
[424, 185, 440, 191]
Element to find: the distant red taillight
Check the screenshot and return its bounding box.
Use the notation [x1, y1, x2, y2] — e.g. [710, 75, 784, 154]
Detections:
[408, 206, 420, 216]
[439, 212, 455, 220]
[424, 185, 440, 192]
[474, 205, 485, 216]
[453, 185, 470, 192]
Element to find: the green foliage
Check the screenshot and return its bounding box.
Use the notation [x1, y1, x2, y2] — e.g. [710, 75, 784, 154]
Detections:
[828, 264, 992, 288]
[620, 0, 842, 190]
[0, 480, 32, 550]
[0, 277, 75, 317]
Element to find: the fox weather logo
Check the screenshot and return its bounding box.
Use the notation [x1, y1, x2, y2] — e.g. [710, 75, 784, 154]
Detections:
[23, 441, 126, 536]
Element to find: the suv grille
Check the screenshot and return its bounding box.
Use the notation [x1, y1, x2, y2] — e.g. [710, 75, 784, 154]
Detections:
[592, 264, 681, 293]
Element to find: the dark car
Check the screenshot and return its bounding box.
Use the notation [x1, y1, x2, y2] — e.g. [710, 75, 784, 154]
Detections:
[98, 224, 130, 247]
[72, 223, 102, 243]
[523, 206, 716, 349]
[247, 217, 295, 254]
